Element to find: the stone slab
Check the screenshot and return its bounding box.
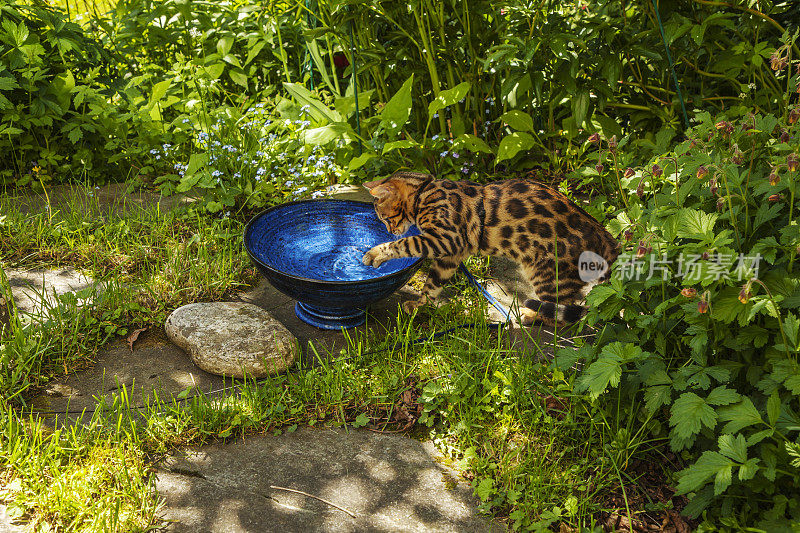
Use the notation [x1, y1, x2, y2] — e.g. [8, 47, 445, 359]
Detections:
[3, 266, 94, 318]
[29, 329, 229, 426]
[155, 426, 502, 532]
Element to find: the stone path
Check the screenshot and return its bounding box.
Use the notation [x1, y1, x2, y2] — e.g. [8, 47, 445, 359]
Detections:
[1, 182, 576, 531]
[157, 427, 501, 532]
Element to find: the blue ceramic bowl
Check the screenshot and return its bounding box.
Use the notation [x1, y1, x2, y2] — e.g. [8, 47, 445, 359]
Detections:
[244, 200, 423, 329]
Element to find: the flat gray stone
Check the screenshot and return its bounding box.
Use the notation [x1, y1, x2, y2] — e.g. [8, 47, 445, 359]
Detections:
[0, 504, 22, 533]
[156, 426, 501, 532]
[3, 266, 94, 318]
[166, 302, 298, 378]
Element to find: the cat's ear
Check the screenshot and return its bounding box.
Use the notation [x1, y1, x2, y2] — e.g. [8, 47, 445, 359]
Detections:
[368, 183, 395, 201]
[362, 178, 386, 190]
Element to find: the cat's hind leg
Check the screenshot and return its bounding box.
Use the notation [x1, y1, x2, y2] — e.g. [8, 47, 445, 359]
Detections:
[519, 260, 584, 326]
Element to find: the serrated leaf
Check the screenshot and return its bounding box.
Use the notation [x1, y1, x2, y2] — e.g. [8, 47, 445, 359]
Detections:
[670, 392, 717, 442]
[767, 391, 781, 426]
[738, 457, 760, 481]
[475, 477, 494, 501]
[645, 385, 672, 413]
[675, 450, 732, 495]
[718, 397, 762, 434]
[706, 386, 740, 406]
[353, 413, 369, 427]
[718, 433, 747, 462]
[577, 351, 622, 399]
[714, 464, 733, 496]
[228, 67, 248, 88]
[679, 208, 718, 239]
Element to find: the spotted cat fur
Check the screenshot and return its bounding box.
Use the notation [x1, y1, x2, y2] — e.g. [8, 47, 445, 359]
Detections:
[362, 171, 619, 325]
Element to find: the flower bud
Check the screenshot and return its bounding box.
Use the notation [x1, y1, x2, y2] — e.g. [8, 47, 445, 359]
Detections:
[769, 168, 780, 186]
[717, 197, 725, 211]
[652, 164, 663, 177]
[595, 162, 604, 174]
[788, 153, 799, 173]
[696, 165, 709, 179]
[681, 287, 697, 298]
[636, 180, 645, 198]
[624, 167, 635, 179]
[701, 251, 710, 260]
[738, 286, 750, 304]
[636, 243, 648, 258]
[588, 133, 600, 145]
[710, 178, 718, 196]
[789, 107, 800, 125]
[624, 229, 633, 242]
[731, 145, 744, 165]
[608, 135, 618, 151]
[768, 193, 783, 203]
[698, 299, 709, 314]
[781, 130, 791, 143]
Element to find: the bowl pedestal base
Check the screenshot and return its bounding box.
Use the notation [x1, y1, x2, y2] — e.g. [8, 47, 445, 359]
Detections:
[294, 302, 366, 330]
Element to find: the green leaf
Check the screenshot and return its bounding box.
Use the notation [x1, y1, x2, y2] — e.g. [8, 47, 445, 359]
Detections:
[334, 89, 374, 117]
[283, 82, 342, 123]
[302, 123, 354, 145]
[738, 457, 760, 481]
[216, 35, 234, 57]
[706, 386, 740, 406]
[0, 75, 19, 91]
[675, 451, 732, 495]
[669, 392, 717, 443]
[645, 385, 672, 413]
[577, 348, 624, 399]
[500, 110, 533, 132]
[475, 478, 494, 501]
[496, 132, 535, 164]
[718, 397, 763, 434]
[767, 391, 781, 426]
[714, 464, 733, 496]
[718, 433, 747, 463]
[573, 87, 590, 126]
[679, 208, 718, 239]
[381, 74, 414, 137]
[228, 68, 248, 88]
[352, 413, 369, 428]
[428, 81, 471, 120]
[452, 134, 494, 155]
[348, 152, 376, 171]
[382, 139, 419, 155]
[149, 79, 172, 105]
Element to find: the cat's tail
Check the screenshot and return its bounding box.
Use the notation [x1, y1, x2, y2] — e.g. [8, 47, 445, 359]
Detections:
[521, 298, 585, 326]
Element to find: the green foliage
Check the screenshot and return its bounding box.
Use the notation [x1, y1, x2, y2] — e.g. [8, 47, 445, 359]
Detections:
[562, 107, 800, 527]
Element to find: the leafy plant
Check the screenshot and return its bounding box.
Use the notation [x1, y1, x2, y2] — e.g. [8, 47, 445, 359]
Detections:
[561, 104, 800, 527]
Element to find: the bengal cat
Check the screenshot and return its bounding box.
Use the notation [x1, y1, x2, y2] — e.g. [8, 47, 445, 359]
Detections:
[361, 171, 619, 325]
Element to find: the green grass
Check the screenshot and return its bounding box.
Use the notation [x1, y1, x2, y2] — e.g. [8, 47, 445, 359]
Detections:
[0, 182, 666, 531]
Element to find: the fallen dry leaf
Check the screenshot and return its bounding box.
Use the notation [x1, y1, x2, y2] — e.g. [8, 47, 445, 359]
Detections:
[127, 327, 147, 351]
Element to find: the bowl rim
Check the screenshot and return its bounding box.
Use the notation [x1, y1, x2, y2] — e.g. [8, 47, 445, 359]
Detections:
[243, 198, 423, 286]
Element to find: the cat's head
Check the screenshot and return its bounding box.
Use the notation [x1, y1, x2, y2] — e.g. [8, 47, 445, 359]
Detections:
[363, 171, 432, 235]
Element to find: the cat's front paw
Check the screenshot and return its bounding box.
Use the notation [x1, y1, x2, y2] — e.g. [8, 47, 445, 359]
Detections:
[362, 245, 389, 268]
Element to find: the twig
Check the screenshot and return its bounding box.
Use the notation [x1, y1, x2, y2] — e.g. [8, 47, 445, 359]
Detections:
[269, 485, 357, 518]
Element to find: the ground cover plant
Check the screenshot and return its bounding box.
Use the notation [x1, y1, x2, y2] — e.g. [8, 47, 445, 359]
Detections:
[1, 0, 800, 531]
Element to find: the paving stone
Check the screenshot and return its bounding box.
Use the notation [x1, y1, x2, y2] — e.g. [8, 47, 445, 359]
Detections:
[155, 426, 502, 532]
[165, 302, 297, 378]
[3, 266, 94, 318]
[29, 329, 229, 427]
